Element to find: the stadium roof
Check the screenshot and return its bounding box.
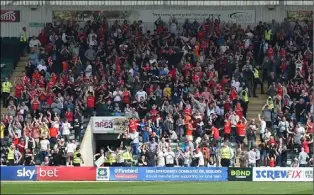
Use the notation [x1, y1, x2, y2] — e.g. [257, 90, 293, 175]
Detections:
[1, 0, 313, 6]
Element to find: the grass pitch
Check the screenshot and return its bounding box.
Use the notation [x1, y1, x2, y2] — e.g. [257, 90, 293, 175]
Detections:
[1, 181, 312, 194]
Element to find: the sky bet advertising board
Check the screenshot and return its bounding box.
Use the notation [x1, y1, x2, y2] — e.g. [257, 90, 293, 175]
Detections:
[1, 166, 37, 181]
[107, 167, 228, 181]
[253, 167, 313, 182]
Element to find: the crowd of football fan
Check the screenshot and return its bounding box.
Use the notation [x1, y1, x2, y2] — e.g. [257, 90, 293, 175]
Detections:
[1, 15, 313, 167]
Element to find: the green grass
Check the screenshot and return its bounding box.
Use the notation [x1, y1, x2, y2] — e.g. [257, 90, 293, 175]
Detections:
[1, 181, 312, 194]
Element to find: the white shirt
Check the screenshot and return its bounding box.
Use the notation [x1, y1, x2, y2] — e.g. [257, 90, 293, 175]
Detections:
[88, 33, 97, 44]
[297, 126, 305, 135]
[193, 152, 205, 166]
[40, 139, 50, 151]
[248, 150, 257, 164]
[164, 151, 175, 164]
[260, 120, 266, 134]
[66, 143, 77, 153]
[85, 64, 92, 77]
[130, 131, 139, 144]
[157, 151, 165, 167]
[51, 121, 59, 129]
[62, 33, 67, 43]
[135, 91, 147, 101]
[29, 39, 41, 48]
[244, 39, 251, 49]
[220, 45, 228, 54]
[170, 23, 177, 34]
[62, 122, 72, 135]
[113, 90, 123, 102]
[231, 80, 240, 92]
[37, 64, 47, 72]
[89, 39, 98, 47]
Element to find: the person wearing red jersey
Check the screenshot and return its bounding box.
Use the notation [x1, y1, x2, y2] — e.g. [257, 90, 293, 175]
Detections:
[86, 92, 95, 117]
[128, 118, 139, 133]
[236, 117, 247, 151]
[65, 108, 74, 123]
[32, 69, 41, 81]
[14, 79, 24, 103]
[21, 71, 30, 85]
[211, 126, 220, 141]
[266, 44, 274, 59]
[38, 88, 47, 105]
[149, 104, 159, 122]
[185, 120, 194, 142]
[122, 87, 131, 106]
[224, 119, 232, 140]
[31, 97, 40, 118]
[235, 102, 243, 119]
[277, 83, 284, 98]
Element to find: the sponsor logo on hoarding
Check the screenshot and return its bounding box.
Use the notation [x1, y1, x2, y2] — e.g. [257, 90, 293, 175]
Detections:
[1, 166, 36, 181]
[256, 170, 301, 180]
[96, 167, 109, 181]
[304, 170, 313, 179]
[231, 169, 251, 178]
[228, 12, 253, 22]
[228, 168, 252, 181]
[253, 167, 312, 181]
[112, 167, 139, 180]
[37, 167, 96, 181]
[1, 10, 20, 22]
[16, 167, 36, 179]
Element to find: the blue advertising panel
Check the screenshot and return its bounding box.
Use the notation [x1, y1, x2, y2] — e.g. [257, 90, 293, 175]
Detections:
[109, 167, 227, 181]
[0, 166, 36, 181]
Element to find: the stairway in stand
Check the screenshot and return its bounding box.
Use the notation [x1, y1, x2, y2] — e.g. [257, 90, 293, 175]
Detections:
[234, 71, 268, 167]
[0, 56, 28, 114]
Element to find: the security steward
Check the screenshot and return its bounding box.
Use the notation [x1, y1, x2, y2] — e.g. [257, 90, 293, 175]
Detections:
[122, 148, 133, 166]
[1, 77, 12, 107]
[220, 141, 233, 167]
[266, 96, 274, 112]
[73, 147, 84, 166]
[252, 67, 264, 97]
[7, 144, 16, 166]
[241, 88, 249, 118]
[20, 27, 28, 56]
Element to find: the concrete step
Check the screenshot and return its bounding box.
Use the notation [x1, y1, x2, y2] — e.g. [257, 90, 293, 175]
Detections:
[247, 107, 264, 112]
[20, 56, 29, 61]
[1, 107, 7, 114]
[16, 63, 26, 69]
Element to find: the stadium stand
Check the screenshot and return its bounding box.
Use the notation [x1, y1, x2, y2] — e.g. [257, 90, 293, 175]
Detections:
[0, 13, 313, 168]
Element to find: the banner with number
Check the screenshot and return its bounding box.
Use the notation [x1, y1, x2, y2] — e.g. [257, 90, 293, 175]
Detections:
[92, 116, 129, 134]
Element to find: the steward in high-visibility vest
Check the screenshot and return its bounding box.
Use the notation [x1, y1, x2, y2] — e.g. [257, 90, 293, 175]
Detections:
[2, 78, 12, 107]
[20, 27, 27, 42]
[220, 141, 233, 167]
[264, 29, 272, 42]
[7, 144, 15, 166]
[108, 152, 116, 165]
[2, 81, 12, 93]
[252, 68, 264, 97]
[242, 90, 249, 103]
[122, 151, 132, 161]
[73, 149, 84, 166]
[253, 68, 259, 79]
[267, 96, 274, 109]
[122, 151, 133, 166]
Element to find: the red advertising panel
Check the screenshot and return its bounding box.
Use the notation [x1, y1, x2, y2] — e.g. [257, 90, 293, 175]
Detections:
[1, 10, 20, 22]
[36, 167, 96, 181]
